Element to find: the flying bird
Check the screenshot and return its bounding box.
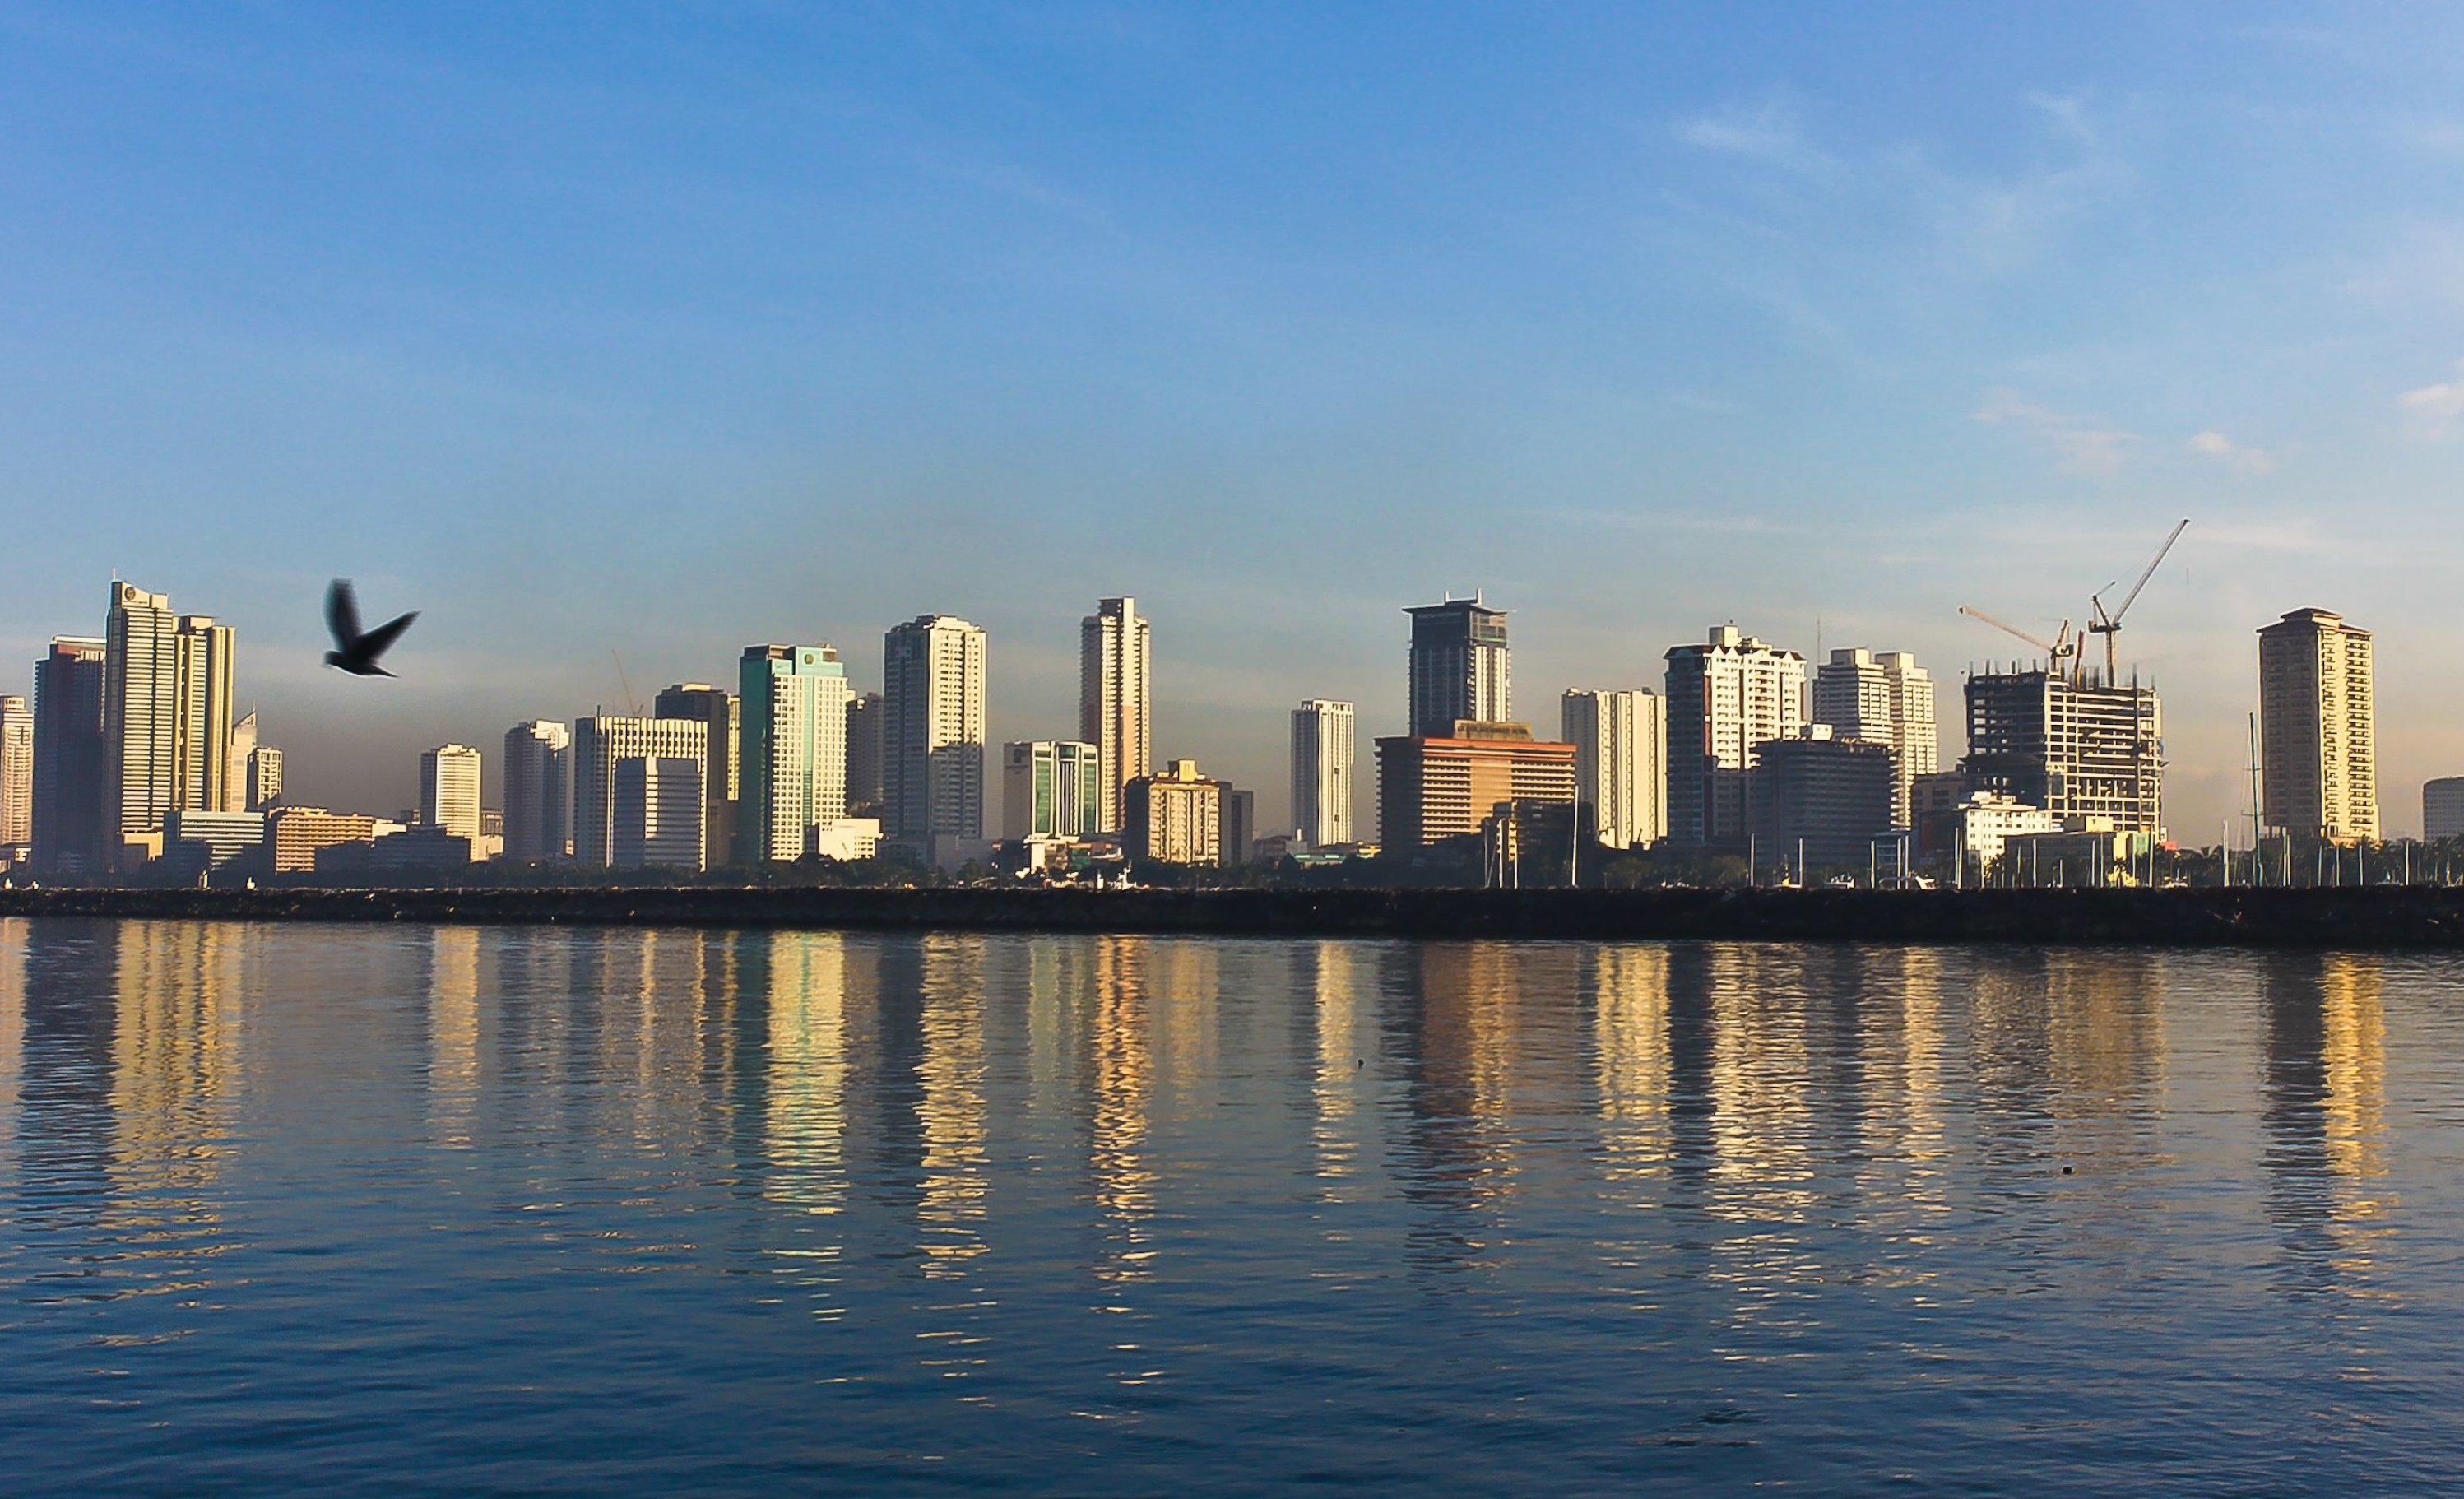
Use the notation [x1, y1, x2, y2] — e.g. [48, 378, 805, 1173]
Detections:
[324, 578, 418, 677]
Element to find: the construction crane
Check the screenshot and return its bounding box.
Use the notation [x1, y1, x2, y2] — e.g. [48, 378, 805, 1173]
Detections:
[2085, 518, 2189, 684]
[1958, 605, 2076, 675]
[610, 650, 641, 716]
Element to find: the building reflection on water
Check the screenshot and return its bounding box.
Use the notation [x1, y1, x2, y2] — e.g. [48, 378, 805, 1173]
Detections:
[0, 918, 2438, 1361]
[2262, 953, 2392, 1297]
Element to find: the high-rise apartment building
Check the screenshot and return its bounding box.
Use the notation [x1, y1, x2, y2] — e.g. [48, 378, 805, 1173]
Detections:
[99, 583, 238, 869]
[656, 683, 740, 866]
[1290, 699, 1357, 850]
[174, 615, 237, 816]
[501, 722, 569, 861]
[0, 694, 31, 850]
[1664, 625, 1807, 847]
[739, 645, 851, 862]
[845, 690, 884, 817]
[1560, 689, 1667, 850]
[420, 745, 484, 840]
[1125, 759, 1223, 864]
[1406, 599, 1510, 737]
[612, 756, 706, 870]
[101, 582, 179, 869]
[1375, 722, 1578, 849]
[30, 637, 107, 875]
[1080, 597, 1152, 833]
[572, 716, 707, 867]
[1812, 648, 1937, 828]
[884, 615, 988, 848]
[2426, 777, 2464, 842]
[225, 712, 258, 815]
[1002, 740, 1102, 840]
[2258, 608, 2378, 844]
[1961, 671, 2163, 836]
[246, 745, 285, 812]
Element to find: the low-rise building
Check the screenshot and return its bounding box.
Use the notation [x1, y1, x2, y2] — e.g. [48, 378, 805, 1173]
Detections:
[805, 818, 882, 862]
[164, 810, 267, 877]
[1125, 759, 1223, 865]
[2426, 777, 2464, 842]
[1747, 726, 1897, 873]
[1374, 722, 1578, 850]
[1951, 791, 2062, 867]
[267, 807, 382, 874]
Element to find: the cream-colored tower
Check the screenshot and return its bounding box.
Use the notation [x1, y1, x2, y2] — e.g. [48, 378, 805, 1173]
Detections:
[0, 694, 31, 847]
[2259, 608, 2378, 843]
[1079, 597, 1152, 833]
[1812, 647, 1937, 828]
[421, 745, 485, 839]
[1561, 689, 1666, 850]
[884, 615, 989, 847]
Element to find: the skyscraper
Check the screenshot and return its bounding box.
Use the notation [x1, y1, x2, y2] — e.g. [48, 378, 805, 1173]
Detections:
[174, 615, 237, 816]
[30, 637, 107, 875]
[612, 756, 706, 870]
[2426, 777, 2464, 842]
[1125, 759, 1224, 864]
[225, 712, 258, 815]
[420, 745, 484, 840]
[1561, 689, 1667, 850]
[1290, 699, 1357, 849]
[0, 694, 31, 850]
[572, 715, 708, 867]
[845, 690, 884, 818]
[102, 582, 179, 870]
[884, 615, 988, 849]
[1079, 597, 1151, 833]
[1406, 598, 1510, 737]
[2259, 608, 2378, 843]
[246, 745, 285, 813]
[1002, 740, 1102, 840]
[738, 645, 851, 862]
[1812, 648, 1937, 828]
[502, 721, 571, 861]
[656, 683, 740, 867]
[1664, 624, 1807, 847]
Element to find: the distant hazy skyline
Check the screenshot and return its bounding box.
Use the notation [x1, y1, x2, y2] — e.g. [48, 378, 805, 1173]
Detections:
[7, 3, 2463, 835]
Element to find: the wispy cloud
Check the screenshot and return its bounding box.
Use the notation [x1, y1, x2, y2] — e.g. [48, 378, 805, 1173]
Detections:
[1673, 97, 1841, 180]
[2399, 360, 2464, 439]
[2186, 429, 2278, 475]
[1971, 388, 2137, 475]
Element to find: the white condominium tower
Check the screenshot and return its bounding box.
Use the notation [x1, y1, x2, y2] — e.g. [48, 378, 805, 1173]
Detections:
[2259, 608, 2378, 843]
[1080, 596, 1152, 833]
[502, 720, 572, 861]
[1289, 699, 1357, 849]
[1664, 624, 1807, 847]
[1561, 689, 1666, 850]
[739, 645, 851, 861]
[1811, 647, 1937, 828]
[102, 581, 238, 869]
[0, 694, 30, 847]
[1405, 598, 1509, 736]
[884, 615, 988, 846]
[420, 744, 484, 840]
[572, 715, 708, 867]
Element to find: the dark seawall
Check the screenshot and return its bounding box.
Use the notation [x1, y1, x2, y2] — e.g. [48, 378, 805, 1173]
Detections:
[6, 884, 2464, 948]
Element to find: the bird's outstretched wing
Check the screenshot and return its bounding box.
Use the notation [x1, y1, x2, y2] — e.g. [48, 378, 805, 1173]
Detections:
[358, 610, 419, 661]
[327, 579, 363, 647]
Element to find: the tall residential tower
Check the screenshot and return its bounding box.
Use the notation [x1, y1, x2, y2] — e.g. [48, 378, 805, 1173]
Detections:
[1561, 689, 1666, 850]
[1080, 597, 1152, 833]
[884, 616, 988, 851]
[1406, 598, 1509, 737]
[1664, 625, 1807, 847]
[738, 645, 851, 862]
[1812, 648, 1937, 827]
[2259, 608, 2378, 843]
[1290, 699, 1357, 849]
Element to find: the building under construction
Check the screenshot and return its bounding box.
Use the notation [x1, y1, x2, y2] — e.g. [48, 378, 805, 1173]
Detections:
[1960, 668, 2164, 838]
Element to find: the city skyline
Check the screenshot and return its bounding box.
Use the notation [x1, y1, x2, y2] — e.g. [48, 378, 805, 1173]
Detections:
[7, 6, 2464, 835]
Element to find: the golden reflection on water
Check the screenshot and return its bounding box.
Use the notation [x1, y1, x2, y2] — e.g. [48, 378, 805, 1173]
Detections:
[1589, 944, 1670, 1181]
[1858, 947, 1949, 1213]
[426, 927, 480, 1149]
[0, 920, 23, 1172]
[916, 935, 991, 1282]
[1311, 942, 1367, 1190]
[2263, 953, 2394, 1298]
[1088, 935, 1155, 1286]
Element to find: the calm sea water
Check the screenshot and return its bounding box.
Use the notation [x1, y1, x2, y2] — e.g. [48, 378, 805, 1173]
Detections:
[2, 918, 2462, 1496]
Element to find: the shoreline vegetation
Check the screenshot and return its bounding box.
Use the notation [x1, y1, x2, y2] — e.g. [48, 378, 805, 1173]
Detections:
[5, 885, 2464, 949]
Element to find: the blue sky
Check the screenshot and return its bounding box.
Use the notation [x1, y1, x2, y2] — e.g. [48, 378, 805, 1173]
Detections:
[6, 2, 2462, 835]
